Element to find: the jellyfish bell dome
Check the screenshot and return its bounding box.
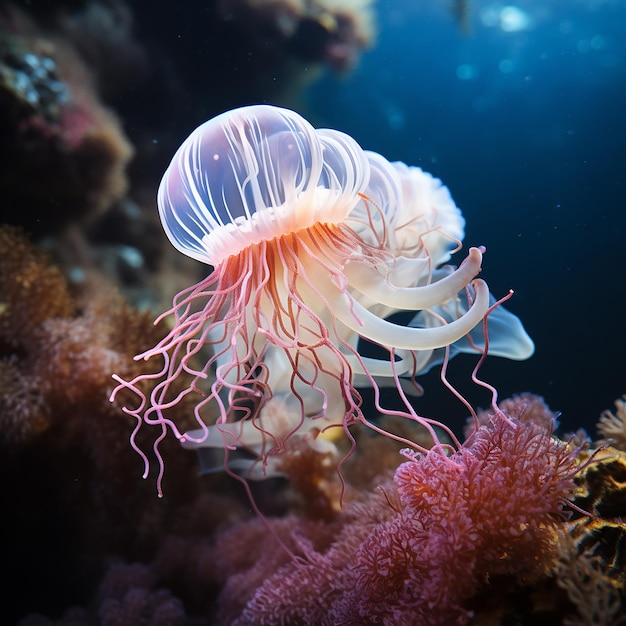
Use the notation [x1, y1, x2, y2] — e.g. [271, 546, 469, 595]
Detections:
[390, 161, 465, 266]
[111, 103, 536, 499]
[157, 105, 370, 266]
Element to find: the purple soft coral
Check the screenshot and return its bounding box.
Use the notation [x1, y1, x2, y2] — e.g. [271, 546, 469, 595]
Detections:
[337, 411, 577, 624]
[217, 407, 579, 625]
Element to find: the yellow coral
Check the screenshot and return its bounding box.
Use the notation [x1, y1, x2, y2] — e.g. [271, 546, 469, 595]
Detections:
[598, 395, 626, 450]
[555, 530, 624, 626]
[0, 226, 193, 447]
[0, 226, 74, 351]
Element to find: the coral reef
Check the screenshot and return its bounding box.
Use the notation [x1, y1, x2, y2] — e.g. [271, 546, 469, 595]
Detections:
[0, 2, 623, 624]
[212, 408, 581, 625]
[216, 0, 377, 72]
[0, 227, 209, 622]
[598, 395, 626, 450]
[464, 391, 559, 439]
[556, 531, 624, 626]
[0, 225, 161, 440]
[0, 225, 74, 441]
[546, 399, 626, 626]
[569, 445, 626, 576]
[1, 226, 622, 623]
[19, 563, 187, 626]
[0, 10, 133, 234]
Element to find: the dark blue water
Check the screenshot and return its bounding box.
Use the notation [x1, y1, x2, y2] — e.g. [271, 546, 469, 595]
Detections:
[306, 0, 626, 434]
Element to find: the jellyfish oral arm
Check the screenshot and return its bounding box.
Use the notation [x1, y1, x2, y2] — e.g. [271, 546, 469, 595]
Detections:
[333, 278, 491, 351]
[109, 104, 536, 497]
[344, 246, 484, 310]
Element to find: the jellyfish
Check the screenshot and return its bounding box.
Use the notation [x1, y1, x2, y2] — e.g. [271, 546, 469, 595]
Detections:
[111, 105, 533, 494]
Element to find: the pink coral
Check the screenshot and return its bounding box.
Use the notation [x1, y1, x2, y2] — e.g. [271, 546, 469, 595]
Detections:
[464, 391, 559, 439]
[215, 409, 579, 625]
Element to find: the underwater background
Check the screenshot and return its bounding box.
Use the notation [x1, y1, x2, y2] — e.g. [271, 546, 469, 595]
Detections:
[1, 0, 625, 624]
[306, 0, 626, 434]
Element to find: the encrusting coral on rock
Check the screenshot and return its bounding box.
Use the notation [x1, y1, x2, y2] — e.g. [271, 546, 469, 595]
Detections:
[0, 9, 133, 234]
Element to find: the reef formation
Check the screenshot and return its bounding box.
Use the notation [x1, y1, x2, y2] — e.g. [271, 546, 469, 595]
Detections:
[0, 1, 624, 625]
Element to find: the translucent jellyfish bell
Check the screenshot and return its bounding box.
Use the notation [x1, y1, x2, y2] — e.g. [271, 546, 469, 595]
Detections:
[390, 161, 465, 266]
[157, 105, 369, 265]
[345, 150, 403, 249]
[111, 104, 535, 498]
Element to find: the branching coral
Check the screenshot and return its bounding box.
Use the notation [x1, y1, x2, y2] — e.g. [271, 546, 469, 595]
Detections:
[598, 395, 626, 450]
[555, 531, 625, 626]
[213, 407, 579, 625]
[336, 411, 578, 624]
[464, 391, 559, 439]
